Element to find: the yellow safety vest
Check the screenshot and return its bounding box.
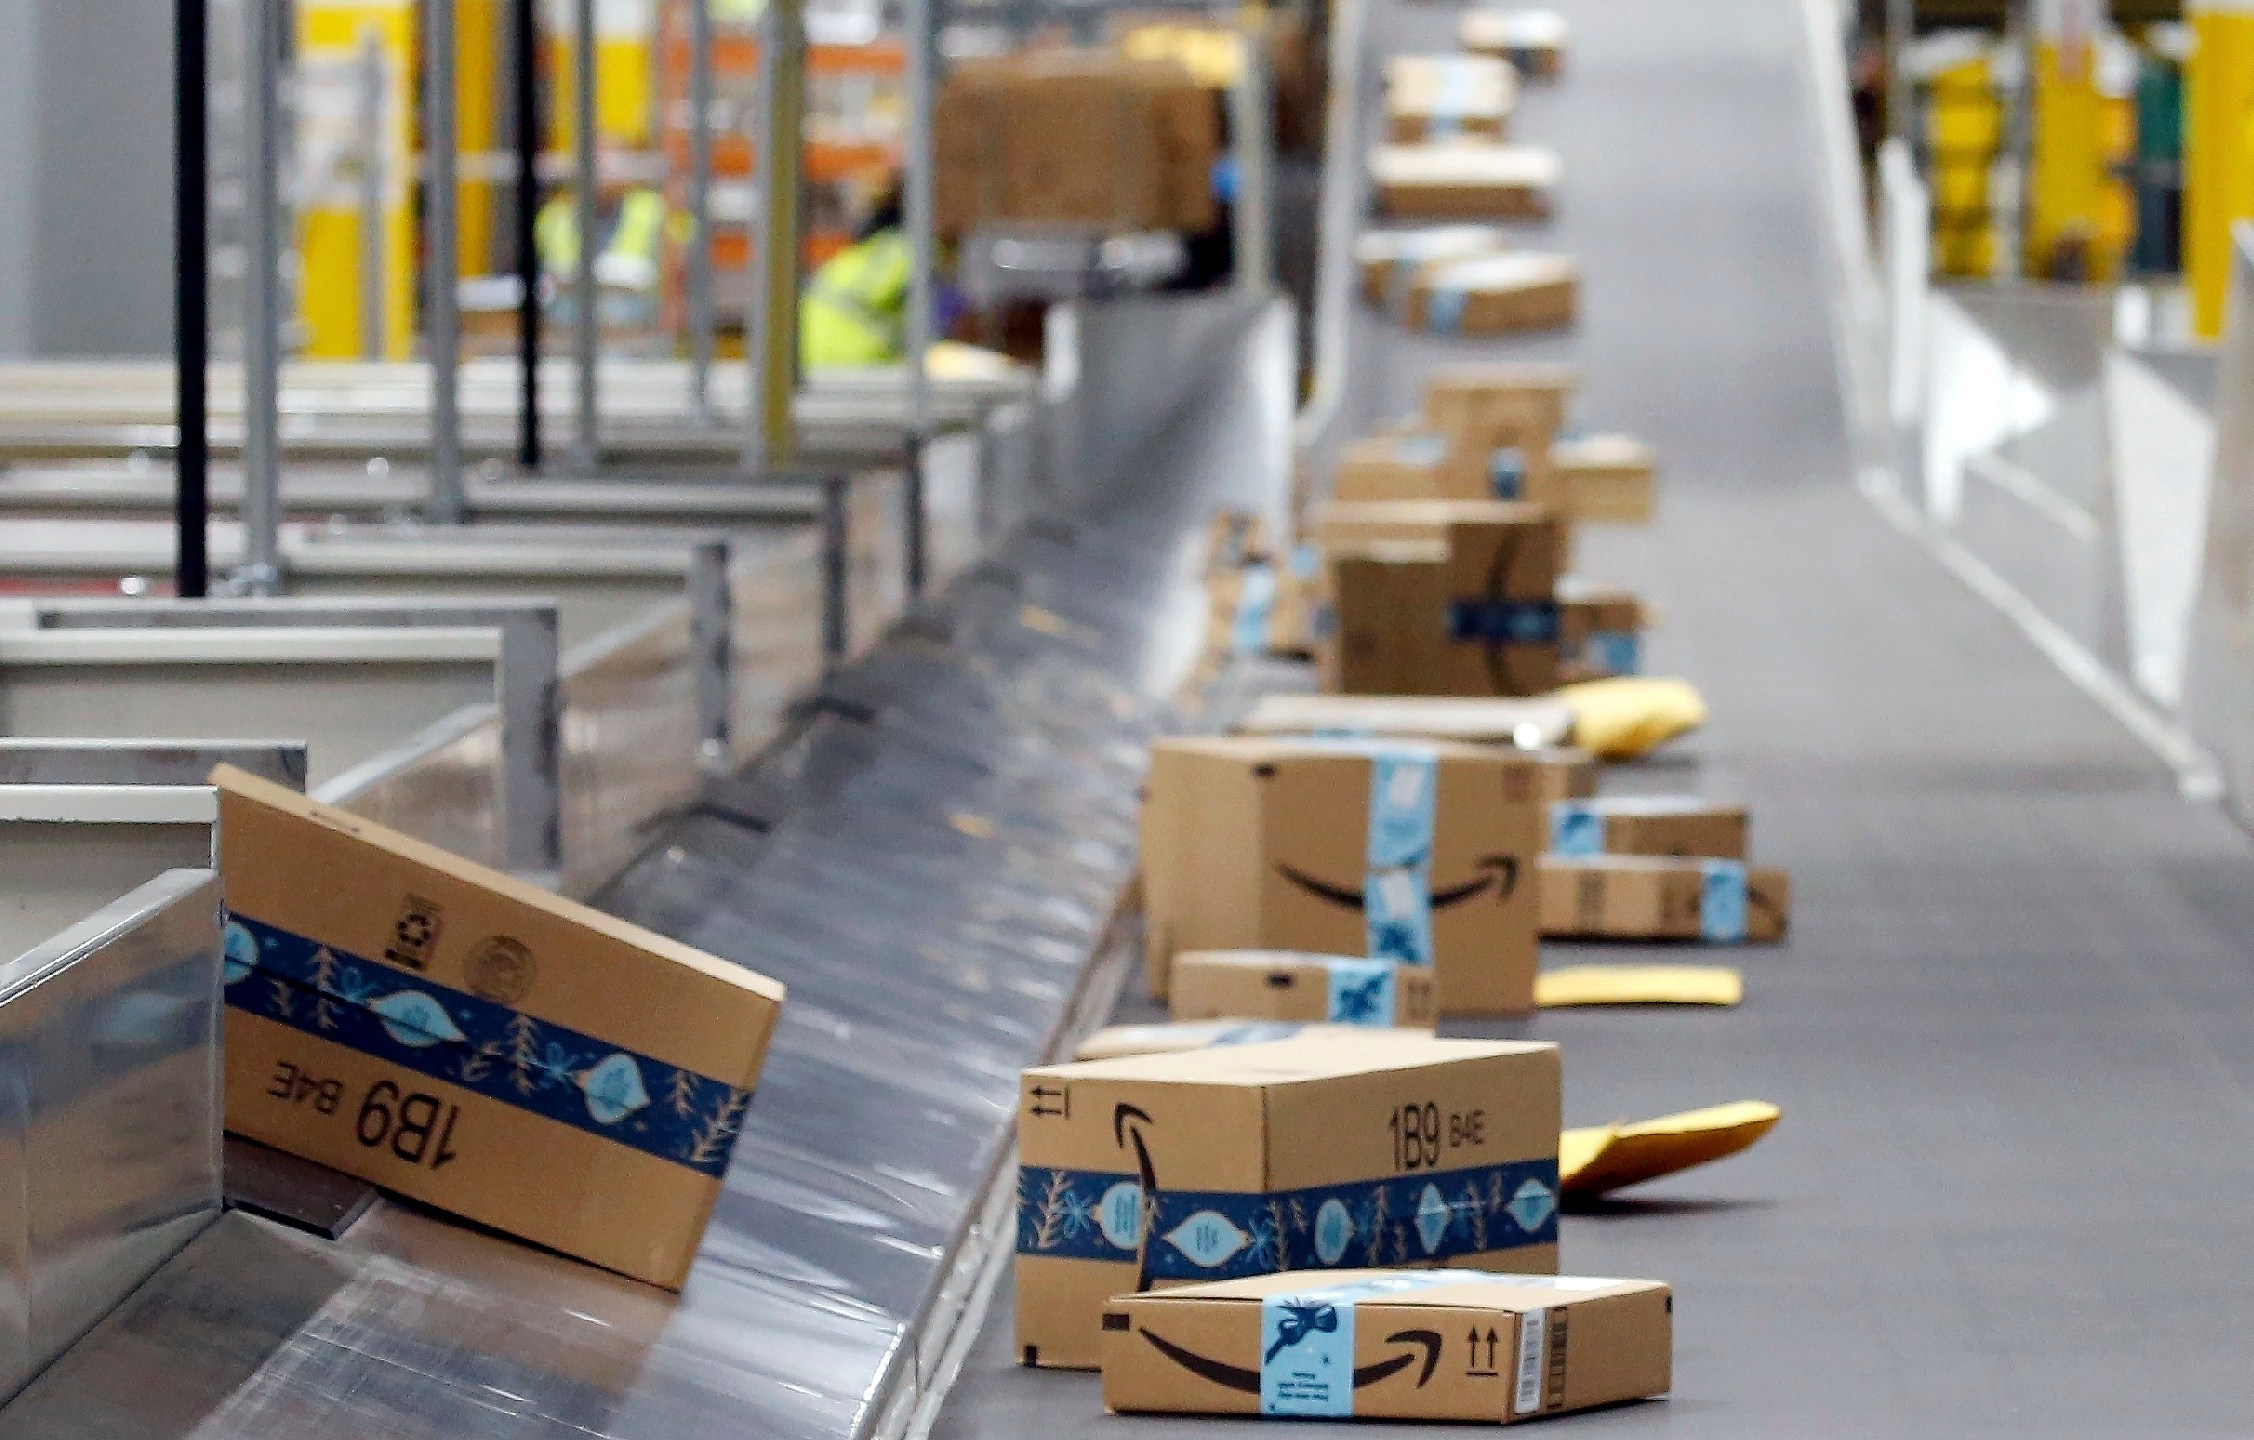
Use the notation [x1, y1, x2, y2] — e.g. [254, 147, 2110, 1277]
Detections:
[801, 229, 912, 369]
[535, 189, 677, 288]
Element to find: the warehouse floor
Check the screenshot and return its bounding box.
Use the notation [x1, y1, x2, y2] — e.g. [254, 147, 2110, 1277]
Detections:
[935, 0, 2254, 1434]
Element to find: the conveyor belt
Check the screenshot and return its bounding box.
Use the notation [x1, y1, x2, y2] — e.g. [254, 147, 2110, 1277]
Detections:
[934, 1, 2254, 1435]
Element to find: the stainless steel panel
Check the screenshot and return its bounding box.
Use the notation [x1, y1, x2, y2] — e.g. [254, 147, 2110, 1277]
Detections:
[0, 869, 222, 1404]
[0, 742, 303, 790]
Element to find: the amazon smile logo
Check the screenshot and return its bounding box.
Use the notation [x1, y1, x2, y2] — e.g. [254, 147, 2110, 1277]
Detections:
[1138, 1326, 1443, 1393]
[1444, 531, 1560, 694]
[1274, 854, 1520, 910]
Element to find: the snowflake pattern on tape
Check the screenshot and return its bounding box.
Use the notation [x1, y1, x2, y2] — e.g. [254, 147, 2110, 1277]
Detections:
[223, 914, 755, 1177]
[1016, 1158, 1559, 1281]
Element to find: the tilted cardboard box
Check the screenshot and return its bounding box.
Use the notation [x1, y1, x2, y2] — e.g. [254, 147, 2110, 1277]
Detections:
[1552, 434, 1658, 524]
[213, 767, 784, 1289]
[1384, 54, 1517, 143]
[1017, 1033, 1562, 1369]
[1460, 8, 1570, 80]
[1142, 735, 1544, 1012]
[1370, 141, 1561, 221]
[1406, 254, 1579, 337]
[1316, 500, 1563, 698]
[1103, 1269, 1670, 1422]
[1170, 951, 1440, 1029]
[1545, 797, 1748, 860]
[1538, 855, 1789, 943]
[1557, 580, 1646, 683]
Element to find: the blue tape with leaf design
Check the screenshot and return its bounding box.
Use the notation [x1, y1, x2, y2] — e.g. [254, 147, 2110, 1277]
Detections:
[1015, 1157, 1558, 1281]
[222, 914, 755, 1177]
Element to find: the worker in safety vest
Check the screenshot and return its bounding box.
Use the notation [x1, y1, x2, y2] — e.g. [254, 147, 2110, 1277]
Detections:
[535, 171, 686, 329]
[801, 186, 911, 369]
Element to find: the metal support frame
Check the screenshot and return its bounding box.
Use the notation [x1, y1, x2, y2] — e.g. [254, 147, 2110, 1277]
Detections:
[903, 0, 937, 600]
[240, 0, 284, 595]
[1884, 0, 1913, 145]
[174, 0, 209, 600]
[36, 599, 564, 882]
[689, 540, 734, 771]
[820, 472, 850, 671]
[687, 0, 717, 421]
[515, 0, 542, 469]
[1230, 11, 1274, 296]
[571, 0, 600, 471]
[753, 0, 806, 469]
[0, 740, 308, 791]
[427, 0, 466, 522]
[354, 32, 387, 362]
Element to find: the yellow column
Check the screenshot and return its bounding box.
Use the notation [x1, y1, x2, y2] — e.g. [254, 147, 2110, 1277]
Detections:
[2027, 0, 2106, 279]
[296, 0, 415, 359]
[456, 0, 501, 275]
[2188, 0, 2254, 337]
[549, 0, 658, 150]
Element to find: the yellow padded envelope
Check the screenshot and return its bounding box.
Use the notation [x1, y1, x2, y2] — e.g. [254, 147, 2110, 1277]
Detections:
[1559, 1100, 1781, 1198]
[1558, 676, 1707, 759]
[1535, 964, 1742, 1008]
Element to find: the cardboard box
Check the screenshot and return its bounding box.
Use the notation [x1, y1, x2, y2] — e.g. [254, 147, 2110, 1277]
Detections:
[1356, 226, 1510, 307]
[1141, 736, 1544, 1011]
[1538, 855, 1789, 943]
[1552, 434, 1658, 523]
[212, 766, 784, 1289]
[1406, 254, 1578, 337]
[1017, 1033, 1563, 1368]
[1460, 8, 1570, 80]
[1371, 142, 1561, 221]
[1557, 580, 1645, 683]
[1546, 798, 1748, 860]
[1103, 1269, 1670, 1421]
[1170, 951, 1440, 1029]
[937, 54, 1221, 235]
[1331, 433, 1466, 503]
[1237, 694, 1576, 750]
[1316, 501, 1563, 698]
[1384, 54, 1517, 143]
[1423, 366, 1578, 511]
[1530, 747, 1598, 803]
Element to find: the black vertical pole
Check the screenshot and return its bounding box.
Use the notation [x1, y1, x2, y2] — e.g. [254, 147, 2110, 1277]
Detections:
[515, 0, 542, 469]
[175, 0, 209, 597]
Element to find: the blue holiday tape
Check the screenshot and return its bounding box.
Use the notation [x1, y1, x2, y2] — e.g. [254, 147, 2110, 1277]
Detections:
[1583, 629, 1642, 675]
[1323, 958, 1400, 1025]
[1447, 599, 1563, 645]
[1489, 446, 1526, 500]
[1699, 860, 1748, 943]
[223, 914, 755, 1177]
[1547, 801, 1604, 857]
[1365, 748, 1438, 965]
[1262, 1271, 1519, 1417]
[1017, 1158, 1559, 1278]
[1232, 563, 1278, 657]
[1426, 287, 1468, 335]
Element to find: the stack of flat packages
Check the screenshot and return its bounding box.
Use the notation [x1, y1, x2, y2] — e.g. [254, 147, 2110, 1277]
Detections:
[1356, 225, 1510, 306]
[1406, 253, 1579, 336]
[1460, 7, 1570, 79]
[1384, 53, 1517, 141]
[1371, 140, 1562, 220]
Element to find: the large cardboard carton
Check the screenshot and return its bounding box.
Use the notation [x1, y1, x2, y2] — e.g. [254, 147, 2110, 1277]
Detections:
[1316, 501, 1563, 698]
[1546, 797, 1748, 859]
[1371, 142, 1561, 221]
[1141, 735, 1544, 1011]
[213, 767, 784, 1289]
[1537, 855, 1789, 944]
[1357, 226, 1510, 307]
[1557, 581, 1646, 683]
[937, 54, 1220, 234]
[1406, 254, 1578, 337]
[1460, 8, 1570, 80]
[1017, 1034, 1562, 1369]
[1170, 951, 1439, 1029]
[1553, 434, 1659, 524]
[1103, 1269, 1669, 1421]
[1384, 54, 1517, 143]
